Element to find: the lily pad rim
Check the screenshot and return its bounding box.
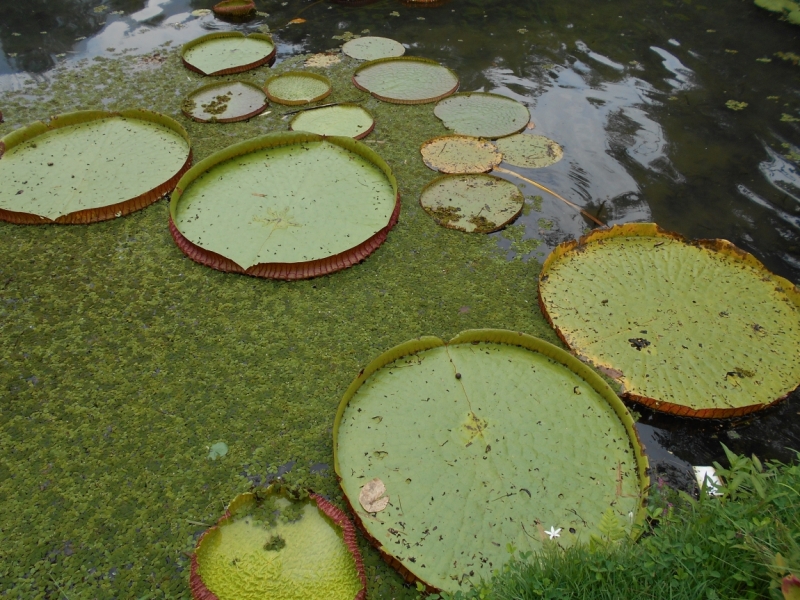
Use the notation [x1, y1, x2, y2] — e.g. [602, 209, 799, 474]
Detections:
[352, 56, 460, 105]
[418, 172, 523, 233]
[181, 31, 276, 76]
[263, 70, 333, 106]
[434, 91, 532, 139]
[288, 103, 376, 140]
[189, 484, 367, 600]
[332, 328, 650, 591]
[538, 222, 800, 419]
[168, 130, 400, 280]
[0, 109, 192, 225]
[182, 80, 268, 123]
[419, 134, 502, 174]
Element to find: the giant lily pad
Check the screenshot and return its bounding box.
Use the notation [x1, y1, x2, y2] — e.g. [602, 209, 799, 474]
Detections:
[0, 110, 191, 224]
[353, 57, 459, 104]
[538, 223, 800, 418]
[420, 135, 501, 174]
[169, 131, 399, 280]
[419, 173, 523, 233]
[182, 81, 268, 123]
[434, 92, 530, 138]
[264, 72, 332, 106]
[334, 329, 649, 594]
[496, 134, 563, 169]
[182, 32, 276, 76]
[290, 105, 375, 139]
[190, 485, 367, 600]
[342, 36, 405, 61]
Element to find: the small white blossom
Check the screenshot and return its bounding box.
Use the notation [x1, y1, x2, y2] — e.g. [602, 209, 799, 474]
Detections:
[545, 526, 561, 539]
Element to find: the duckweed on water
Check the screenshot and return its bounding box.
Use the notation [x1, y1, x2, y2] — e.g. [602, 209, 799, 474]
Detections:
[0, 46, 553, 599]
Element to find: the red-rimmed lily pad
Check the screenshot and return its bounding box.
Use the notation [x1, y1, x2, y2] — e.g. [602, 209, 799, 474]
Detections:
[190, 485, 367, 600]
[289, 104, 374, 139]
[264, 72, 332, 106]
[333, 329, 649, 594]
[182, 81, 268, 123]
[0, 110, 191, 224]
[342, 36, 405, 61]
[434, 92, 530, 138]
[212, 0, 255, 16]
[538, 223, 800, 418]
[419, 173, 523, 233]
[420, 135, 501, 174]
[169, 131, 399, 280]
[353, 57, 459, 104]
[182, 32, 276, 76]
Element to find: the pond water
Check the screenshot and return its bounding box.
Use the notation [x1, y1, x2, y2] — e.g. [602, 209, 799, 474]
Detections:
[0, 0, 798, 575]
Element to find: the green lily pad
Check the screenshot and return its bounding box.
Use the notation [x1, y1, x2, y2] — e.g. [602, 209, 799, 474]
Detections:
[419, 173, 523, 233]
[182, 32, 276, 76]
[169, 131, 399, 279]
[191, 486, 367, 600]
[333, 329, 649, 594]
[433, 92, 530, 138]
[207, 442, 229, 460]
[182, 81, 268, 123]
[289, 104, 375, 139]
[342, 36, 405, 61]
[0, 110, 191, 224]
[495, 134, 564, 168]
[420, 135, 501, 174]
[353, 57, 459, 104]
[264, 72, 332, 106]
[538, 223, 800, 418]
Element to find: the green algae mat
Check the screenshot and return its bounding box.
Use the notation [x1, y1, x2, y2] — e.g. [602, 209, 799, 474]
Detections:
[264, 72, 332, 106]
[420, 135, 501, 174]
[182, 81, 268, 123]
[290, 104, 375, 139]
[342, 37, 406, 61]
[333, 329, 648, 594]
[496, 134, 564, 169]
[0, 110, 191, 224]
[191, 487, 366, 600]
[539, 223, 800, 418]
[434, 93, 530, 139]
[353, 57, 459, 104]
[170, 131, 399, 279]
[419, 173, 523, 233]
[182, 32, 276, 76]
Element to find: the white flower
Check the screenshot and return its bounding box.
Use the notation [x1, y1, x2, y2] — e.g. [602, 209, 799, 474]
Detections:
[545, 526, 561, 539]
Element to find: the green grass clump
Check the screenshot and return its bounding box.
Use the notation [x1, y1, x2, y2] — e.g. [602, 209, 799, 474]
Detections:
[443, 447, 800, 600]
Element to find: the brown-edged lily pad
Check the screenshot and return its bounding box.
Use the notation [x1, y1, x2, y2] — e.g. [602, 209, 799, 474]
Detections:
[434, 92, 531, 139]
[182, 81, 268, 123]
[181, 32, 276, 76]
[212, 0, 255, 16]
[264, 72, 332, 106]
[420, 135, 501, 174]
[353, 57, 459, 104]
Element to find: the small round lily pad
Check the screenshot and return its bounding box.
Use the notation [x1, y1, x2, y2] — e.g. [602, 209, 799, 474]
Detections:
[342, 36, 405, 61]
[434, 92, 530, 138]
[419, 173, 523, 233]
[264, 72, 332, 106]
[496, 134, 563, 168]
[182, 32, 276, 76]
[290, 104, 375, 139]
[182, 81, 268, 123]
[190, 485, 367, 600]
[353, 57, 459, 104]
[212, 0, 255, 16]
[420, 135, 501, 174]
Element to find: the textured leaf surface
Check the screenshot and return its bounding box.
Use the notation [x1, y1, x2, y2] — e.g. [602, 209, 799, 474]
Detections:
[171, 134, 396, 270]
[342, 36, 405, 61]
[420, 135, 501, 174]
[353, 57, 459, 104]
[182, 33, 275, 76]
[193, 491, 363, 600]
[496, 134, 563, 168]
[183, 81, 267, 123]
[265, 72, 331, 105]
[419, 173, 522, 233]
[434, 92, 530, 138]
[334, 330, 647, 593]
[290, 104, 374, 139]
[538, 224, 800, 417]
[0, 113, 189, 221]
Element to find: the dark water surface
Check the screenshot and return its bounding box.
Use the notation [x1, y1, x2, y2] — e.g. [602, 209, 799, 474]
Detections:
[1, 0, 799, 485]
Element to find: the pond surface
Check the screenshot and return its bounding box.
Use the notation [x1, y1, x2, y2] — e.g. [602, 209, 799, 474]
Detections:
[0, 0, 799, 592]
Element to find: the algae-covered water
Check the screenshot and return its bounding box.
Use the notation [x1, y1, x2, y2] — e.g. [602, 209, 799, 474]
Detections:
[0, 0, 799, 598]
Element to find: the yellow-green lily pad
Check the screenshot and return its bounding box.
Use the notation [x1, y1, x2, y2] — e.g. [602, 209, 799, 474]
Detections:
[181, 32, 276, 76]
[420, 135, 501, 174]
[433, 92, 530, 138]
[264, 72, 332, 106]
[495, 134, 563, 168]
[353, 57, 459, 104]
[342, 36, 405, 61]
[289, 104, 374, 139]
